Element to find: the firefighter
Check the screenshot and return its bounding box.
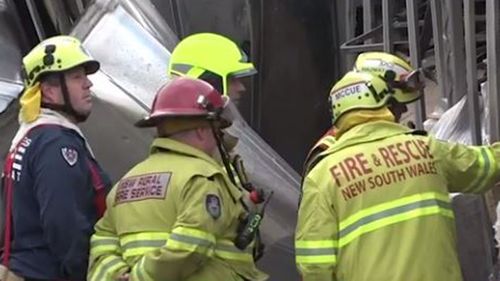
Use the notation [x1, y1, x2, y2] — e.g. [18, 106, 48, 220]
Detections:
[167, 32, 261, 180]
[167, 33, 269, 255]
[302, 51, 423, 177]
[295, 70, 500, 281]
[0, 35, 111, 280]
[167, 32, 257, 106]
[88, 77, 268, 281]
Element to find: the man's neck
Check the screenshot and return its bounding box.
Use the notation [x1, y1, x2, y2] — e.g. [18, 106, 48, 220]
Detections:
[168, 132, 214, 157]
[39, 107, 78, 125]
[57, 111, 78, 124]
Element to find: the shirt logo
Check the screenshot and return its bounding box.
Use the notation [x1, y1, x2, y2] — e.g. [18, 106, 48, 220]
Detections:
[10, 136, 32, 182]
[206, 194, 221, 219]
[61, 147, 78, 166]
[114, 172, 171, 205]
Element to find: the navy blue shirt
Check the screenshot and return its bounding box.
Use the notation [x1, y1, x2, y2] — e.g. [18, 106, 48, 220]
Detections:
[3, 125, 111, 280]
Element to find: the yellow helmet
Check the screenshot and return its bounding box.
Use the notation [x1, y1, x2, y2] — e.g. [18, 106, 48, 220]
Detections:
[167, 33, 256, 96]
[22, 35, 99, 88]
[329, 71, 391, 125]
[354, 52, 422, 104]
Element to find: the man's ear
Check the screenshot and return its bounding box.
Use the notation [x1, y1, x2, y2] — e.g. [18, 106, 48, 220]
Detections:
[40, 82, 58, 103]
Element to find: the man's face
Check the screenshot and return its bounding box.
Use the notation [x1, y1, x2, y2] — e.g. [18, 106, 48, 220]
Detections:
[64, 66, 94, 118]
[227, 77, 247, 106]
[42, 66, 94, 120]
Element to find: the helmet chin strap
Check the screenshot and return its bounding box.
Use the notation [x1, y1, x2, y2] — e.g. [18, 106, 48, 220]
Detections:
[41, 73, 89, 122]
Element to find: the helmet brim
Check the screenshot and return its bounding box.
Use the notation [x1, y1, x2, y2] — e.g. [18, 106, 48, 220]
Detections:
[229, 64, 257, 79]
[135, 112, 208, 128]
[135, 114, 231, 128]
[83, 60, 100, 75]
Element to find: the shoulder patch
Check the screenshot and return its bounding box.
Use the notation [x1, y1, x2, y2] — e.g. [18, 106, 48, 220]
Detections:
[114, 172, 171, 205]
[206, 194, 221, 219]
[61, 147, 78, 166]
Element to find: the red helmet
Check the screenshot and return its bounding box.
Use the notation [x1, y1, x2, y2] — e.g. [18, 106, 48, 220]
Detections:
[136, 77, 228, 127]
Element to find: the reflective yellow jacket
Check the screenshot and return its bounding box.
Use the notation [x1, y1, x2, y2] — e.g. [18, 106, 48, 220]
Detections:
[296, 120, 500, 281]
[88, 138, 268, 281]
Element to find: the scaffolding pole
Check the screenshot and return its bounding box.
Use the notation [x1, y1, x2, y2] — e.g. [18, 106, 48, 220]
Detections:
[363, 0, 374, 44]
[430, 0, 449, 106]
[446, 0, 467, 105]
[406, 0, 426, 128]
[487, 0, 500, 142]
[485, 0, 500, 270]
[464, 0, 481, 145]
[382, 0, 393, 52]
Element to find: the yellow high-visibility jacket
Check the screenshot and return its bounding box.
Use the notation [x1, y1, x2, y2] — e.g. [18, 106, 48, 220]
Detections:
[88, 138, 268, 281]
[296, 120, 500, 281]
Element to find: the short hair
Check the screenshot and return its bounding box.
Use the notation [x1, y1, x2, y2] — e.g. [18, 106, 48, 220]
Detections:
[39, 73, 61, 87]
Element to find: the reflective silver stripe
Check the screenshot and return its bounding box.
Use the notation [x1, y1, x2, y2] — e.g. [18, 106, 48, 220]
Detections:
[121, 239, 167, 259]
[477, 147, 494, 189]
[91, 238, 119, 248]
[123, 240, 167, 250]
[295, 247, 337, 256]
[295, 240, 338, 264]
[133, 258, 150, 281]
[466, 147, 493, 191]
[120, 232, 170, 258]
[170, 233, 214, 248]
[90, 236, 121, 257]
[339, 198, 451, 238]
[92, 256, 126, 281]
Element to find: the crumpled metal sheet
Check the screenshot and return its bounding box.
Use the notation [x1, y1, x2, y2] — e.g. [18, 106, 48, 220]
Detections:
[0, 80, 23, 114]
[72, 1, 172, 110]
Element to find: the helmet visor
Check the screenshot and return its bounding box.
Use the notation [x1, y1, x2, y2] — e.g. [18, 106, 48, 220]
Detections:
[391, 69, 425, 93]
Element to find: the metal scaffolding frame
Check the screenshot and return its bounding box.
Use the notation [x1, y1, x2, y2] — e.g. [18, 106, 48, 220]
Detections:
[25, 0, 46, 40]
[363, 0, 374, 43]
[485, 1, 500, 257]
[406, 0, 426, 128]
[430, 0, 449, 110]
[382, 0, 393, 52]
[339, 0, 500, 146]
[340, 0, 427, 128]
[487, 0, 500, 143]
[340, 0, 500, 141]
[445, 0, 467, 106]
[464, 0, 481, 145]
